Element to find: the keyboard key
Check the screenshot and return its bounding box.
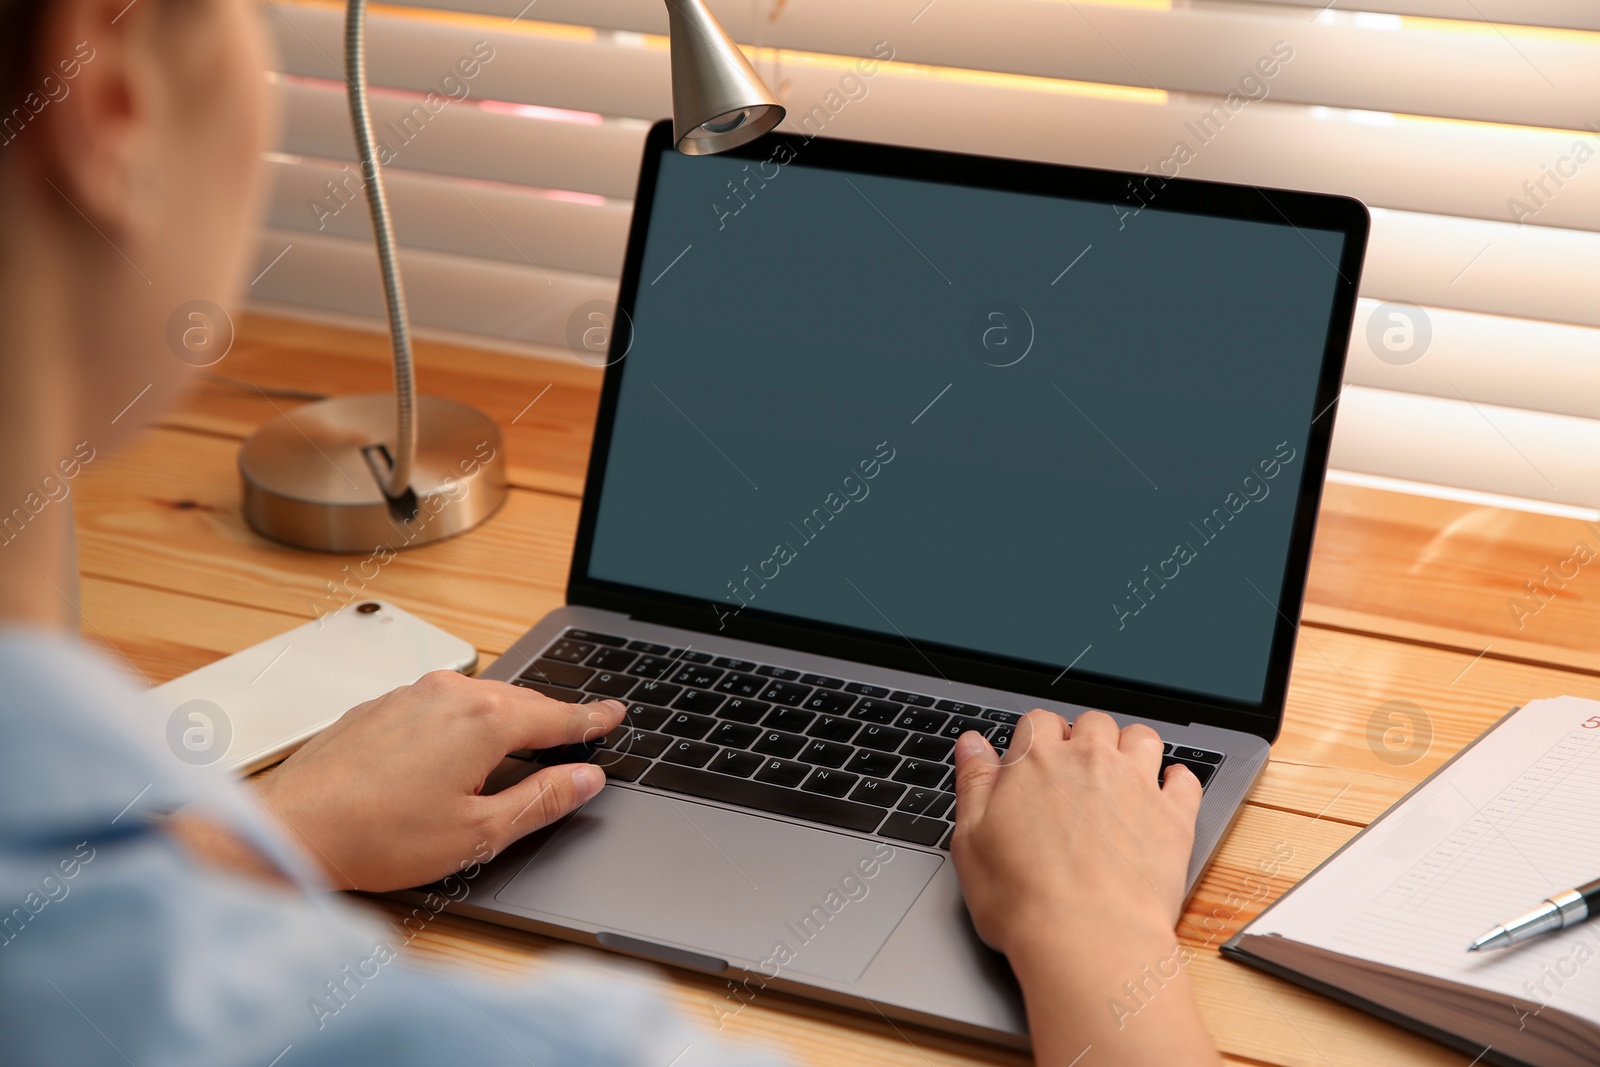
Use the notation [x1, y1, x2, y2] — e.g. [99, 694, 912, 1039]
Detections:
[627, 640, 672, 655]
[899, 788, 953, 818]
[520, 659, 593, 688]
[802, 768, 859, 798]
[565, 629, 627, 647]
[681, 651, 714, 664]
[662, 739, 717, 767]
[630, 680, 683, 707]
[715, 672, 765, 698]
[987, 723, 1015, 749]
[849, 698, 902, 724]
[846, 750, 900, 779]
[1162, 756, 1216, 788]
[984, 709, 1021, 724]
[753, 758, 810, 788]
[855, 724, 908, 752]
[586, 647, 638, 671]
[584, 672, 637, 699]
[801, 673, 843, 689]
[935, 699, 983, 716]
[662, 712, 717, 739]
[798, 740, 852, 768]
[542, 639, 595, 663]
[878, 811, 945, 846]
[764, 707, 815, 733]
[894, 709, 947, 734]
[709, 749, 763, 777]
[670, 664, 724, 689]
[606, 729, 670, 760]
[894, 759, 947, 786]
[512, 680, 582, 702]
[806, 715, 859, 743]
[623, 704, 669, 731]
[1174, 746, 1223, 765]
[708, 722, 761, 749]
[843, 682, 890, 698]
[644, 763, 887, 833]
[901, 734, 955, 762]
[753, 730, 807, 759]
[629, 655, 678, 679]
[1163, 742, 1174, 754]
[849, 778, 906, 807]
[760, 681, 812, 707]
[939, 827, 953, 851]
[802, 690, 857, 715]
[597, 753, 651, 782]
[672, 689, 725, 715]
[755, 665, 801, 680]
[715, 698, 770, 724]
[939, 715, 991, 740]
[892, 691, 936, 707]
[713, 656, 757, 672]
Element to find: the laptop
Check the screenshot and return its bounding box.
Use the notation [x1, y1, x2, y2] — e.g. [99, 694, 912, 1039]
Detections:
[411, 120, 1369, 1047]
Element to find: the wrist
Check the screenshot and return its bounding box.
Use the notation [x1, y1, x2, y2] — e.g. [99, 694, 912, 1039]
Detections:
[1002, 906, 1177, 993]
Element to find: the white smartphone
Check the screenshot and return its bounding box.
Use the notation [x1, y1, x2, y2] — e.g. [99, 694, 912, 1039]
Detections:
[149, 600, 478, 775]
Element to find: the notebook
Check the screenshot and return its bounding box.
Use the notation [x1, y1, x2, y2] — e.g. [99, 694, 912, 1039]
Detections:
[1223, 697, 1600, 1067]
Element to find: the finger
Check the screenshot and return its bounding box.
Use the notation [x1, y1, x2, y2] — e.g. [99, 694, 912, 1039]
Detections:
[952, 731, 1001, 824]
[1161, 761, 1204, 822]
[494, 684, 626, 752]
[484, 762, 606, 846]
[1065, 708, 1119, 748]
[1003, 709, 1066, 765]
[1118, 721, 1165, 774]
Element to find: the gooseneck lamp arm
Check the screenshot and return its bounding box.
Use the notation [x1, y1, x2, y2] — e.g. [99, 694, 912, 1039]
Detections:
[236, 0, 784, 553]
[344, 0, 416, 500]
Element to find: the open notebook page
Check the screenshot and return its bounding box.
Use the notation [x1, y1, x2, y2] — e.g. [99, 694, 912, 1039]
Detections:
[1248, 697, 1600, 1026]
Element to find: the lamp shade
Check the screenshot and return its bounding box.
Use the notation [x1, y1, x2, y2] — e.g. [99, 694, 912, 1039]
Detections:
[665, 0, 785, 154]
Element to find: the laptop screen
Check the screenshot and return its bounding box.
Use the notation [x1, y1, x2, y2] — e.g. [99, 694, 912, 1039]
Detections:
[581, 130, 1354, 710]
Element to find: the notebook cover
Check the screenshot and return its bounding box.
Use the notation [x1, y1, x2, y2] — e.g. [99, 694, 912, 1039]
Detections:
[1225, 933, 1600, 1067]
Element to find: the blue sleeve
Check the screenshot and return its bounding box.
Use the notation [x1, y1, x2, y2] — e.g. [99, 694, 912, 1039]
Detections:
[0, 632, 790, 1067]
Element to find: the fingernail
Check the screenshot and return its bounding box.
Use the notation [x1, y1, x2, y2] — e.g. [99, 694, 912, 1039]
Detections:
[598, 699, 627, 713]
[572, 763, 606, 802]
[952, 732, 987, 762]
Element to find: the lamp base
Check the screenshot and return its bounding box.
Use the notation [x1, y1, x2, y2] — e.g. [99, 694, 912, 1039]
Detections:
[239, 394, 507, 553]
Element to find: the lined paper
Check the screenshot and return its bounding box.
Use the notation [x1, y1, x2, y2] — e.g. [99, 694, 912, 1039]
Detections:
[1251, 698, 1600, 1024]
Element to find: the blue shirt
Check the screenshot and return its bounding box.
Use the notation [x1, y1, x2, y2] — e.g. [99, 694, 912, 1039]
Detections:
[0, 630, 787, 1067]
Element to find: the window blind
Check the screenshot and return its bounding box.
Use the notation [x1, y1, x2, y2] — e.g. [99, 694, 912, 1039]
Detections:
[250, 0, 1600, 512]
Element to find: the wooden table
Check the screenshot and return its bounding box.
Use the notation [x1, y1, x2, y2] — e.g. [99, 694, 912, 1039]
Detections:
[78, 312, 1600, 1066]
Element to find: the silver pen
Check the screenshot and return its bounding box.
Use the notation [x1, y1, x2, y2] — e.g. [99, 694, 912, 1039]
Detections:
[1469, 878, 1600, 951]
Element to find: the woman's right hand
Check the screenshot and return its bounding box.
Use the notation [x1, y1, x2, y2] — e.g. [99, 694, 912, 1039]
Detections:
[950, 709, 1221, 1067]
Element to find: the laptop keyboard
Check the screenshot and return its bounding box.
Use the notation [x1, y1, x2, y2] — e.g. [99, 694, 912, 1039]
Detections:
[509, 629, 1225, 851]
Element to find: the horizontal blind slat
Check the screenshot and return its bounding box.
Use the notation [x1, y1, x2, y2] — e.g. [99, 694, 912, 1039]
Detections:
[1346, 300, 1600, 420]
[1329, 385, 1600, 509]
[264, 156, 632, 278]
[246, 228, 617, 351]
[275, 77, 649, 200]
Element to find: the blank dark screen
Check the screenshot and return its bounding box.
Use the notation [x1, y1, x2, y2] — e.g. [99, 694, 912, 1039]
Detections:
[586, 148, 1345, 704]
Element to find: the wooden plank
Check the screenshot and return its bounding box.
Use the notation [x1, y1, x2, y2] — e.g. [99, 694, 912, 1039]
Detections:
[1304, 480, 1600, 676]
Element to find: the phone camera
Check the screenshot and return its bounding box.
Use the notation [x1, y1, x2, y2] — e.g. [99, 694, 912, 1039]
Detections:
[356, 602, 381, 614]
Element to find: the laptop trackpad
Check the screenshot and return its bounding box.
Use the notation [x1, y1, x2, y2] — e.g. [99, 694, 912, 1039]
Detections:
[495, 786, 942, 983]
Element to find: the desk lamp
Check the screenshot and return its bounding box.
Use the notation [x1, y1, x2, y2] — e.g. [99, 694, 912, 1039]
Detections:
[239, 0, 784, 552]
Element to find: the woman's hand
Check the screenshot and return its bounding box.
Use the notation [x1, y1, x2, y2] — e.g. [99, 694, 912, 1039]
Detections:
[251, 670, 623, 892]
[951, 709, 1221, 1067]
